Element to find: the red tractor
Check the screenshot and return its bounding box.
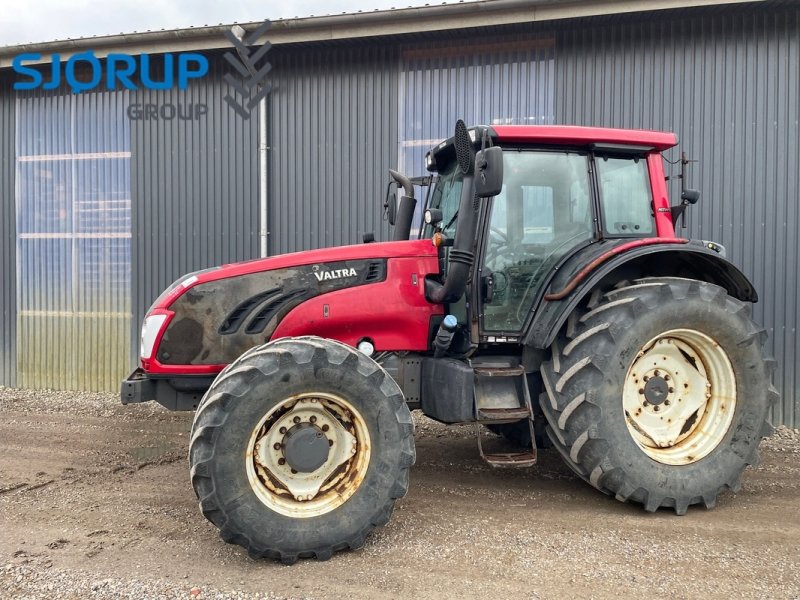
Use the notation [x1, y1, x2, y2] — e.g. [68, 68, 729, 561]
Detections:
[122, 121, 776, 563]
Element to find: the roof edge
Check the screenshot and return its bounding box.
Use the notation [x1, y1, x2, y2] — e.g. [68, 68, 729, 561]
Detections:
[0, 0, 764, 69]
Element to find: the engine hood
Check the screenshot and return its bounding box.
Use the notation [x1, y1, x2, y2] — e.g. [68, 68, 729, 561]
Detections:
[144, 239, 438, 372]
[156, 239, 437, 309]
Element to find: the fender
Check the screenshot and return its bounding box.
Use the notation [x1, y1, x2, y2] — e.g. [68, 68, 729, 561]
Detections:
[523, 239, 758, 350]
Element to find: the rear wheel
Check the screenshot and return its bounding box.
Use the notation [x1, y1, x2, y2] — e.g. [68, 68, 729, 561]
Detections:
[189, 336, 415, 562]
[541, 277, 777, 514]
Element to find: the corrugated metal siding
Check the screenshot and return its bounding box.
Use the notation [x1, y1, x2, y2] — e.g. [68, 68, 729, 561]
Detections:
[14, 85, 131, 391]
[398, 37, 555, 175]
[556, 7, 800, 426]
[267, 46, 398, 253]
[130, 54, 260, 366]
[0, 77, 16, 387]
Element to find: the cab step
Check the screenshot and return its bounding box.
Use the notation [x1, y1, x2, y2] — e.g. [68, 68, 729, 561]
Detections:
[477, 421, 538, 467]
[472, 361, 537, 467]
[476, 406, 530, 422]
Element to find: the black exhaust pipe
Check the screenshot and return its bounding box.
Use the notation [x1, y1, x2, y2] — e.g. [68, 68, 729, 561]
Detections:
[389, 169, 417, 241]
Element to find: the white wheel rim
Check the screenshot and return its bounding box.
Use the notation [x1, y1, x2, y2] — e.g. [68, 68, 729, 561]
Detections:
[622, 328, 736, 465]
[246, 392, 371, 518]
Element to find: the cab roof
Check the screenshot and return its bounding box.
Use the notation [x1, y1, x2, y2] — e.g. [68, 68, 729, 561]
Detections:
[491, 125, 678, 152]
[426, 124, 678, 172]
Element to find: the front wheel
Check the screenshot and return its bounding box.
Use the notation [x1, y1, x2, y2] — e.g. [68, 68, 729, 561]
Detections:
[189, 336, 415, 563]
[540, 277, 777, 514]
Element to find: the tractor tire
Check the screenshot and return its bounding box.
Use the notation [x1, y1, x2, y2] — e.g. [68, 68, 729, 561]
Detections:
[540, 277, 777, 515]
[189, 336, 415, 563]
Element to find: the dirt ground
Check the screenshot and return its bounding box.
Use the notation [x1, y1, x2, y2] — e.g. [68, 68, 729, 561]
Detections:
[0, 388, 798, 600]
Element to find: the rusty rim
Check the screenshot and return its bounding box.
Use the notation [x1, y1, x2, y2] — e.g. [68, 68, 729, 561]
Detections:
[622, 328, 737, 466]
[246, 392, 371, 518]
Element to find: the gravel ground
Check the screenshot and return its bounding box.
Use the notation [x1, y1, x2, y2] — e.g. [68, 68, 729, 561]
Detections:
[0, 387, 799, 599]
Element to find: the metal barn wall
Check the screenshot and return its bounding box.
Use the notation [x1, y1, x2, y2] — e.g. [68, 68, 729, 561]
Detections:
[267, 45, 399, 254]
[556, 7, 800, 426]
[0, 77, 15, 387]
[129, 55, 260, 364]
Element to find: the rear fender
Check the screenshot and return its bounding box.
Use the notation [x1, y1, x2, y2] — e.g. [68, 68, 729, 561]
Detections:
[524, 239, 758, 350]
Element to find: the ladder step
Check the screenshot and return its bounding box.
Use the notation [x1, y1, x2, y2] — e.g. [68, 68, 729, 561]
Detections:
[473, 365, 526, 377]
[482, 451, 538, 468]
[477, 406, 530, 422]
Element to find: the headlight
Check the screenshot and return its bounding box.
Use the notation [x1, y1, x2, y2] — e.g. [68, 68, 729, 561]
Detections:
[140, 313, 169, 359]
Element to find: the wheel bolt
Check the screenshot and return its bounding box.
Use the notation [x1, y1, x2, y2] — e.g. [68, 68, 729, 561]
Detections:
[638, 388, 644, 395]
[293, 416, 301, 424]
[310, 416, 317, 423]
[273, 442, 282, 450]
[654, 370, 660, 377]
[654, 406, 660, 412]
[664, 375, 670, 381]
[278, 458, 285, 465]
[668, 387, 674, 393]
[279, 427, 287, 434]
[322, 424, 330, 432]
[643, 375, 649, 382]
[329, 439, 334, 447]
[291, 468, 298, 474]
[665, 400, 671, 406]
[643, 401, 649, 407]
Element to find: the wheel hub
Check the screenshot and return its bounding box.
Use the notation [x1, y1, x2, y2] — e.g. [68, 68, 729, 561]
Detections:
[643, 375, 669, 405]
[247, 393, 371, 518]
[282, 423, 330, 473]
[623, 329, 737, 465]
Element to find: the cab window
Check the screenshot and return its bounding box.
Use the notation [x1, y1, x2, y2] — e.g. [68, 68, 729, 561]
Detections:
[596, 156, 654, 235]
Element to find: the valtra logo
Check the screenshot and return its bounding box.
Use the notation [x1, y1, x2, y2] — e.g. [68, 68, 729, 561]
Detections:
[312, 267, 357, 282]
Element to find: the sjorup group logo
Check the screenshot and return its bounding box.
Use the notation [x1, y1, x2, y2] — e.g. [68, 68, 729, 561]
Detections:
[9, 19, 273, 120]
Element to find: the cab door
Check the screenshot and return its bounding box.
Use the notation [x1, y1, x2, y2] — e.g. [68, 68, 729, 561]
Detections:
[476, 149, 596, 338]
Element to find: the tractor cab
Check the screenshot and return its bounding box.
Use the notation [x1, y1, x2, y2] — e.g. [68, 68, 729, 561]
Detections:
[418, 123, 678, 344]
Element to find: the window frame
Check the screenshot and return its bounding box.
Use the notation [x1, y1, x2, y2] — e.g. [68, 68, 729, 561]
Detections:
[592, 151, 656, 239]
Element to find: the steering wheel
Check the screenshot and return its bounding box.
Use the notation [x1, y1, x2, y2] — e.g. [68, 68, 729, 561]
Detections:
[486, 227, 512, 267]
[490, 227, 508, 243]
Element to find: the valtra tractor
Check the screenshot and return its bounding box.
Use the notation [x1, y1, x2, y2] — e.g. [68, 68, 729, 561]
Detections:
[121, 120, 776, 563]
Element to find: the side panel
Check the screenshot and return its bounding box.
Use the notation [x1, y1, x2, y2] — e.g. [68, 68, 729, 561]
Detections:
[273, 256, 443, 351]
[152, 259, 388, 371]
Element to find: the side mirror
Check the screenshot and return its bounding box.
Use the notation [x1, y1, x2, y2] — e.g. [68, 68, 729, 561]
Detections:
[681, 188, 700, 204]
[384, 188, 397, 225]
[475, 146, 503, 198]
[386, 194, 397, 225]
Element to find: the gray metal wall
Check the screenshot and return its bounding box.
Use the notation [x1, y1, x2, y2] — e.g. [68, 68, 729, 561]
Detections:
[0, 72, 16, 387]
[555, 5, 800, 426]
[267, 45, 398, 253]
[129, 54, 260, 361]
[0, 4, 798, 426]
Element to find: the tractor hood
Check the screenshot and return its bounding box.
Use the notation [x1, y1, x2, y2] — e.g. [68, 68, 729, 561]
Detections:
[142, 239, 439, 373]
